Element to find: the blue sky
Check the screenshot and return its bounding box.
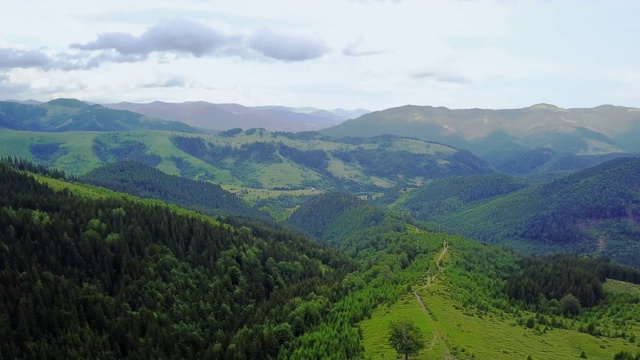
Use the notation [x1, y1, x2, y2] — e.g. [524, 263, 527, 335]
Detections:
[0, 0, 638, 110]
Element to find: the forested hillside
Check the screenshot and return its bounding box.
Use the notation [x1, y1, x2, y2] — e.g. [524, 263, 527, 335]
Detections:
[0, 99, 199, 133]
[432, 157, 640, 266]
[287, 193, 388, 247]
[169, 133, 492, 192]
[3, 161, 640, 359]
[0, 163, 355, 358]
[0, 162, 464, 359]
[80, 161, 268, 219]
[322, 104, 640, 178]
[400, 173, 530, 220]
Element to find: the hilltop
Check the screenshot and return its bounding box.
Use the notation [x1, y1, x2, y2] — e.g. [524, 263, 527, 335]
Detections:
[104, 101, 368, 132]
[322, 104, 640, 177]
[0, 99, 200, 133]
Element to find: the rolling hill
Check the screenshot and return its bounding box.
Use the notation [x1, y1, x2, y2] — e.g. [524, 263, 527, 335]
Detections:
[322, 104, 640, 177]
[398, 173, 532, 220]
[410, 157, 640, 267]
[80, 161, 268, 219]
[0, 128, 493, 197]
[0, 99, 200, 133]
[104, 101, 368, 132]
[286, 192, 391, 248]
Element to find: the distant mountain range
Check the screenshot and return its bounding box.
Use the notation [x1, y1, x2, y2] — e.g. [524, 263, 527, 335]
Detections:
[0, 99, 200, 133]
[103, 101, 368, 132]
[322, 104, 640, 177]
[4, 98, 640, 178]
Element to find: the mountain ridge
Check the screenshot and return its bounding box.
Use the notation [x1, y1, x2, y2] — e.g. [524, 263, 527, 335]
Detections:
[322, 103, 640, 177]
[0, 99, 201, 133]
[103, 101, 368, 132]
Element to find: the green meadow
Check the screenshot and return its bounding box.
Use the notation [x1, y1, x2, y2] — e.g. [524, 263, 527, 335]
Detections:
[360, 246, 640, 360]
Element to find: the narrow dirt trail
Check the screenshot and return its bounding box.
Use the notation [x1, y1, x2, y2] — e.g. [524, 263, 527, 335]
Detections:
[436, 241, 448, 268]
[413, 240, 452, 359]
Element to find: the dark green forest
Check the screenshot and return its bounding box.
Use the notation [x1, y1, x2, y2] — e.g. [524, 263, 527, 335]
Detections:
[0, 163, 357, 358]
[0, 161, 477, 359]
[402, 173, 530, 220]
[426, 157, 640, 267]
[332, 147, 492, 181]
[506, 254, 640, 309]
[80, 161, 267, 219]
[92, 137, 162, 168]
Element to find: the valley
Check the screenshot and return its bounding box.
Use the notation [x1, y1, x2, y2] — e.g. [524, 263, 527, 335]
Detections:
[4, 2, 640, 358]
[1, 98, 640, 359]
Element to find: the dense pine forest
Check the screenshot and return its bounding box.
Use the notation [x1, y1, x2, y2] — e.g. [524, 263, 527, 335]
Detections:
[80, 161, 267, 219]
[0, 163, 355, 358]
[408, 158, 640, 267]
[0, 162, 455, 359]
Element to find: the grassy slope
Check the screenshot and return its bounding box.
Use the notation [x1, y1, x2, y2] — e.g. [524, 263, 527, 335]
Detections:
[0, 129, 487, 207]
[33, 175, 200, 214]
[359, 241, 640, 360]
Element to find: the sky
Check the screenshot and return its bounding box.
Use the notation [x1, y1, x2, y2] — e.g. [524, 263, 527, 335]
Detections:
[1, 0, 639, 111]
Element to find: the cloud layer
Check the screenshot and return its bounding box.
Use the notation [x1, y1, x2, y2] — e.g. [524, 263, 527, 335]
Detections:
[249, 29, 329, 61]
[0, 19, 331, 73]
[71, 19, 330, 65]
[0, 48, 53, 70]
[71, 19, 237, 58]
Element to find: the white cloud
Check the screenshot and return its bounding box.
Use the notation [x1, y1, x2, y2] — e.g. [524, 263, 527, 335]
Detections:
[0, 48, 53, 70]
[70, 19, 330, 64]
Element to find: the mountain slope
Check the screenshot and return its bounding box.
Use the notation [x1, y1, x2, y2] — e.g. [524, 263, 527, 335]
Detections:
[80, 161, 268, 219]
[399, 173, 531, 220]
[322, 104, 640, 176]
[0, 99, 200, 133]
[5, 161, 640, 359]
[431, 157, 640, 266]
[104, 101, 363, 132]
[0, 129, 493, 196]
[286, 192, 389, 247]
[0, 162, 355, 359]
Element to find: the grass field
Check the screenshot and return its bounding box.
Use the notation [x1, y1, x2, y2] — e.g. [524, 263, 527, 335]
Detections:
[360, 247, 640, 360]
[604, 279, 640, 296]
[221, 185, 320, 202]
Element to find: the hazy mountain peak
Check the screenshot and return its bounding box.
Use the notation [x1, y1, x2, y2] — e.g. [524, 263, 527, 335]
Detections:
[4, 99, 43, 105]
[45, 98, 90, 108]
[103, 101, 356, 132]
[528, 103, 564, 111]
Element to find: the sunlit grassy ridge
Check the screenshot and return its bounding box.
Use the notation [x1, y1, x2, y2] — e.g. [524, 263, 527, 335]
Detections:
[359, 236, 640, 360]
